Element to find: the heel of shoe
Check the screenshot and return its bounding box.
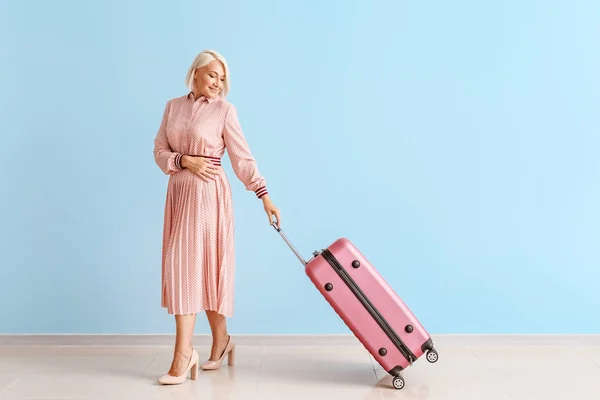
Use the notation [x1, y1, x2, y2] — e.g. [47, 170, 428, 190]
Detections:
[190, 362, 198, 380]
[227, 346, 235, 366]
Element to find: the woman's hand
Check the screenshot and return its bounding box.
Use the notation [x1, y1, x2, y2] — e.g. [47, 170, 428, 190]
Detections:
[262, 195, 281, 226]
[181, 155, 219, 181]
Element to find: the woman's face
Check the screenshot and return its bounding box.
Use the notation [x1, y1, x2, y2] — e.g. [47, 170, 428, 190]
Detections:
[194, 60, 225, 98]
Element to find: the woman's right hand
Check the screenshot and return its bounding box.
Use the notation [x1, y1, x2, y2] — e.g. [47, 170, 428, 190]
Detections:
[181, 155, 220, 181]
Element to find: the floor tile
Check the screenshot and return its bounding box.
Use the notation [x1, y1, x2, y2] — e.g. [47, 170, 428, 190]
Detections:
[0, 358, 36, 374]
[470, 345, 598, 371]
[494, 368, 600, 400]
[256, 368, 381, 400]
[0, 373, 135, 400]
[253, 346, 378, 400]
[1, 343, 600, 400]
[129, 369, 255, 400]
[375, 368, 513, 400]
[0, 376, 18, 396]
[574, 346, 600, 367]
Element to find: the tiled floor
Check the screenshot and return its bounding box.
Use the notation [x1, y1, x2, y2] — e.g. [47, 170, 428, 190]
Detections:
[1, 343, 600, 399]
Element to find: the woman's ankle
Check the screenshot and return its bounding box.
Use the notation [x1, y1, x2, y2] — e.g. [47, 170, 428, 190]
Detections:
[174, 345, 193, 356]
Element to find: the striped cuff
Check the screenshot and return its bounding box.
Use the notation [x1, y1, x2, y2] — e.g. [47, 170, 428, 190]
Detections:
[174, 153, 183, 170]
[255, 186, 268, 199]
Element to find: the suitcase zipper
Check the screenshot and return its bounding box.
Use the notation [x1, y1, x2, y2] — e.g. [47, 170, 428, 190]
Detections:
[321, 249, 417, 364]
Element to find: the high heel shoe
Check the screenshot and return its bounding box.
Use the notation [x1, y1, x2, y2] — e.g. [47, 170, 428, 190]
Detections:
[201, 335, 236, 370]
[157, 348, 199, 385]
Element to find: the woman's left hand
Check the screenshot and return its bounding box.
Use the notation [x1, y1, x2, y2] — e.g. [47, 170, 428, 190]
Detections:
[262, 196, 281, 226]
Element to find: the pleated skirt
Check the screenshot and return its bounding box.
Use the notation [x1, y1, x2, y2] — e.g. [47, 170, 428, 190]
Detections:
[160, 168, 235, 317]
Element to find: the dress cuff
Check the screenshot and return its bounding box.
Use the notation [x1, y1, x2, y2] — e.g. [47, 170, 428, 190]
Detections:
[255, 186, 268, 199]
[174, 153, 183, 170]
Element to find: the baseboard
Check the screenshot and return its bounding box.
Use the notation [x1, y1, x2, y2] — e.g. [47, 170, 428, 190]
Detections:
[1, 334, 600, 347]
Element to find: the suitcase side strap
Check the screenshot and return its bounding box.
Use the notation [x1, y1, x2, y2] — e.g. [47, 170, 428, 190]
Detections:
[271, 222, 307, 266]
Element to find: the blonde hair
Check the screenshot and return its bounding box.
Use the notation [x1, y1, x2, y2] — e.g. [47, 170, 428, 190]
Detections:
[185, 49, 230, 97]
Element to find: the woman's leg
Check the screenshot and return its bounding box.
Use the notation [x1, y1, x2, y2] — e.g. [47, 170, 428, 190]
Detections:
[205, 310, 229, 360]
[167, 313, 196, 376]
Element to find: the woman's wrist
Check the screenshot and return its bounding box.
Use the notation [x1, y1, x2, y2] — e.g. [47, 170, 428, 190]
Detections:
[180, 155, 188, 169]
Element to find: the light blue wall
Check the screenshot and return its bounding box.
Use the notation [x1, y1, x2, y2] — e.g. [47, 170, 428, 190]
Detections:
[1, 0, 599, 335]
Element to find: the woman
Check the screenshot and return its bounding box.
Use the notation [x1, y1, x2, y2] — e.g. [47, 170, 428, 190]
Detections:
[153, 49, 281, 385]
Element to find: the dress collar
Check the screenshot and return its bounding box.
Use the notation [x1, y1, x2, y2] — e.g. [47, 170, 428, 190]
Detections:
[188, 91, 219, 104]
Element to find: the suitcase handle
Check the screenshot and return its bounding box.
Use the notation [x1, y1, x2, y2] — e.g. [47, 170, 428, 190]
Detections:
[271, 222, 307, 266]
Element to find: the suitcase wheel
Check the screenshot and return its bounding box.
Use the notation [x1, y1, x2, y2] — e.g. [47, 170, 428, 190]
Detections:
[392, 375, 405, 390]
[426, 349, 439, 363]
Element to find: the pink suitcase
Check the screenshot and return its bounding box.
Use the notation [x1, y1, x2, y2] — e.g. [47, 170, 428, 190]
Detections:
[272, 222, 438, 390]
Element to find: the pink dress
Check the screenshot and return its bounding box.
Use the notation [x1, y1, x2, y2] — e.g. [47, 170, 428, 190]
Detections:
[153, 92, 268, 317]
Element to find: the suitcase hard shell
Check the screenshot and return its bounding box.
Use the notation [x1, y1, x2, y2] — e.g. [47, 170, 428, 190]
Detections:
[272, 222, 438, 390]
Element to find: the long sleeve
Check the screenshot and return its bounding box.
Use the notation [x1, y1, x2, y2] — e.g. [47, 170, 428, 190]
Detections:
[153, 100, 183, 175]
[222, 104, 268, 199]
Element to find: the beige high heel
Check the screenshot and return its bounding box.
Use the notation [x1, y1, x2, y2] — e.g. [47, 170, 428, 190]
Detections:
[157, 348, 199, 385]
[201, 336, 236, 370]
